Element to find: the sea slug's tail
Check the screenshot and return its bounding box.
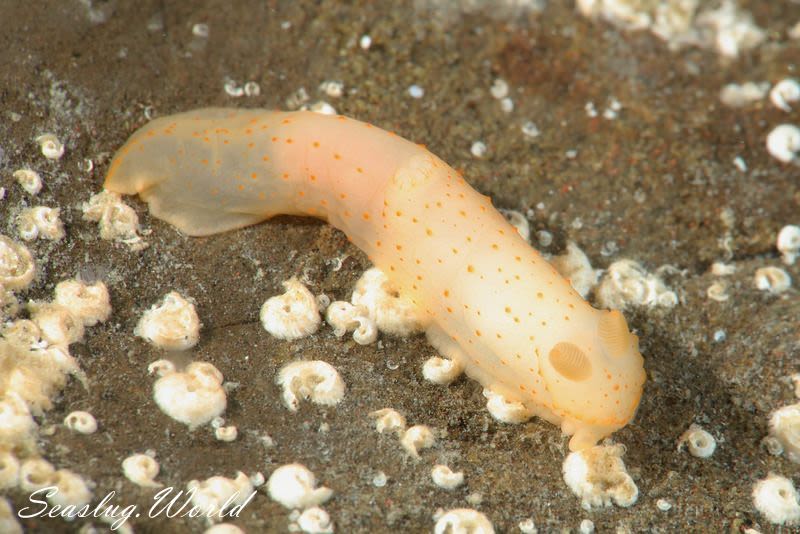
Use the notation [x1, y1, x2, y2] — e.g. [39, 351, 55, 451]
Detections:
[104, 109, 280, 236]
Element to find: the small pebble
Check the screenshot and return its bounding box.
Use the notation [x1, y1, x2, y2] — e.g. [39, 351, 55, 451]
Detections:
[191, 23, 209, 38]
[408, 85, 424, 99]
[521, 121, 540, 138]
[372, 471, 387, 487]
[470, 141, 487, 158]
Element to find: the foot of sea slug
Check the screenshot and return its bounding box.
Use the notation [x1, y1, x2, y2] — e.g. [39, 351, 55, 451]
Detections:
[562, 418, 618, 451]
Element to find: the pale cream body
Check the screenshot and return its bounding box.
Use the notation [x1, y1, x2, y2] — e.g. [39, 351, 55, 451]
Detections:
[105, 108, 646, 450]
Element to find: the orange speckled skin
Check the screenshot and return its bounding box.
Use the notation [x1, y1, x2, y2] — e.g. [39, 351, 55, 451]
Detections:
[105, 108, 645, 450]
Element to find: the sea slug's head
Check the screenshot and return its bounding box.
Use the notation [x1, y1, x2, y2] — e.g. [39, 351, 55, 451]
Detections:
[539, 309, 646, 450]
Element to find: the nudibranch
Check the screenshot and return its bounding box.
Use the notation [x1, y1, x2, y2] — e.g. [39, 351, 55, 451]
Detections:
[104, 108, 646, 450]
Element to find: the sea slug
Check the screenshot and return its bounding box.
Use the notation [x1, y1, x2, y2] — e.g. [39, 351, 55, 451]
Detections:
[104, 108, 646, 450]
